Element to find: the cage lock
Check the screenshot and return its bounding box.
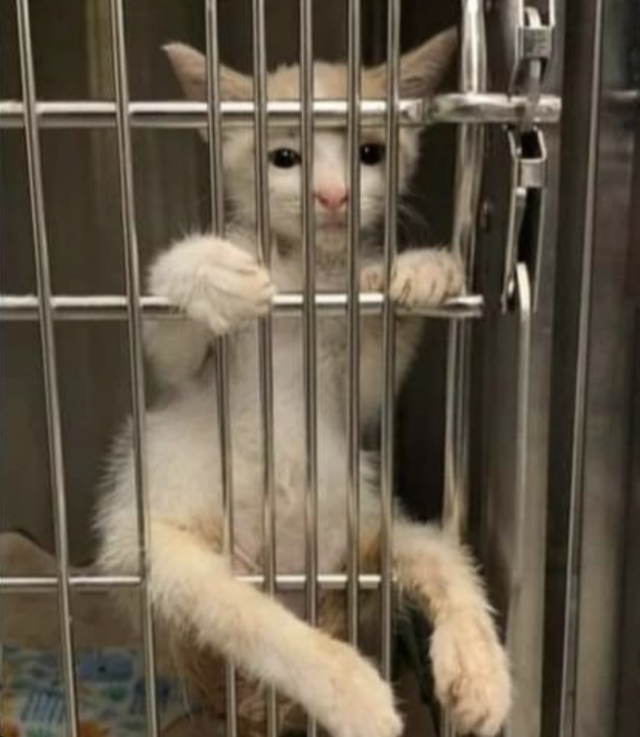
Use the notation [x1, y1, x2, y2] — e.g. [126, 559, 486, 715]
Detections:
[499, 3, 554, 313]
[512, 6, 554, 131]
[500, 126, 548, 312]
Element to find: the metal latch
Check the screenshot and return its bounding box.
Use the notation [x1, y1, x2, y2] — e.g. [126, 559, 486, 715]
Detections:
[501, 126, 548, 312]
[506, 3, 555, 129]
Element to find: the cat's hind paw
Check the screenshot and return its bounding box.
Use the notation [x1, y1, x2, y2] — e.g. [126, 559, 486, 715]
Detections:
[430, 612, 512, 736]
[316, 638, 403, 737]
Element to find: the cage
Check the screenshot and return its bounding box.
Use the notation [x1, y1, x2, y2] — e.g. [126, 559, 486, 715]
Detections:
[1, 0, 639, 736]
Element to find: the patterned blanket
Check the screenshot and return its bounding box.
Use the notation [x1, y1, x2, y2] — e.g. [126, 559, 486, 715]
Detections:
[1, 645, 192, 737]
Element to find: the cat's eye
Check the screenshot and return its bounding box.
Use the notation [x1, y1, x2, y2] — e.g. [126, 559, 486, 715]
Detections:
[360, 143, 385, 166]
[269, 148, 301, 169]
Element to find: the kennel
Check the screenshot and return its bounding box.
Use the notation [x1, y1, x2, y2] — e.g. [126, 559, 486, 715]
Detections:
[0, 0, 638, 735]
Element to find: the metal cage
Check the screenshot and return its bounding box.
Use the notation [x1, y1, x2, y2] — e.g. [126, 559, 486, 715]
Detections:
[0, 0, 577, 736]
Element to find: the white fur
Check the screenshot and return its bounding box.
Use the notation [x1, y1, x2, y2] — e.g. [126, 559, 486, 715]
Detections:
[96, 40, 511, 737]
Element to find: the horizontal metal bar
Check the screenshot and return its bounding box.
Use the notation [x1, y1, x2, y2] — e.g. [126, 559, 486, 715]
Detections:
[0, 572, 388, 593]
[0, 292, 484, 320]
[0, 94, 561, 130]
[0, 574, 141, 591]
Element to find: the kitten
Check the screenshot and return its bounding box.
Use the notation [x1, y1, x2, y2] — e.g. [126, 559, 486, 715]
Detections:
[95, 29, 511, 737]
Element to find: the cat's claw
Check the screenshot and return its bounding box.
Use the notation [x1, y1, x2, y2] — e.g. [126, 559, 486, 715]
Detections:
[390, 249, 465, 307]
[316, 637, 403, 737]
[430, 612, 512, 737]
[361, 249, 464, 307]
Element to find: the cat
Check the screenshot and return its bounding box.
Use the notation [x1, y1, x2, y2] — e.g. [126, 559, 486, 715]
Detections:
[95, 28, 511, 737]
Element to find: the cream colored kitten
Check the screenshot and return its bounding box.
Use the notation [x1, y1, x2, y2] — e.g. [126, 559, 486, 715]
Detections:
[95, 30, 511, 737]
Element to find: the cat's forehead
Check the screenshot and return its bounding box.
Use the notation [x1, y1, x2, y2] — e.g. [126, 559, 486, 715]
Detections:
[267, 62, 383, 100]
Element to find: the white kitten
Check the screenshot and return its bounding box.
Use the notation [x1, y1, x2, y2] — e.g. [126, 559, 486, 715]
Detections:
[95, 29, 511, 737]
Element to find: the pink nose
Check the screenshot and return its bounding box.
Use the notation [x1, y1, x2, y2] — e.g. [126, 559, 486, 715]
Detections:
[315, 188, 348, 212]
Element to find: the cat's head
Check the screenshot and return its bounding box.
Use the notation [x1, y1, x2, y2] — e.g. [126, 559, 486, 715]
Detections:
[165, 30, 456, 252]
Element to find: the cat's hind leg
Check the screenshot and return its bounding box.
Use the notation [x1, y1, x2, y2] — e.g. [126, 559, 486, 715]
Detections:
[392, 518, 512, 737]
[146, 519, 402, 737]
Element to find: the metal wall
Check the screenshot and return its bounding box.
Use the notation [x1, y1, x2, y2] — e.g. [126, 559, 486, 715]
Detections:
[543, 0, 640, 734]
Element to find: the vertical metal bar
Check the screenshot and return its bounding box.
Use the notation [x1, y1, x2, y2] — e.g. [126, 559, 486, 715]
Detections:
[506, 264, 532, 684]
[205, 0, 226, 264]
[557, 2, 604, 732]
[109, 2, 159, 734]
[205, 3, 238, 736]
[346, 0, 362, 649]
[502, 265, 532, 737]
[443, 0, 487, 572]
[380, 0, 401, 681]
[251, 1, 277, 734]
[443, 1, 486, 735]
[14, 2, 79, 733]
[299, 5, 318, 737]
[511, 264, 531, 592]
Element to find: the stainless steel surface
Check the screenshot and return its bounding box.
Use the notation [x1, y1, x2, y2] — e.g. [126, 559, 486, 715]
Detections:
[618, 332, 640, 737]
[542, 0, 602, 733]
[444, 0, 487, 535]
[299, 4, 319, 736]
[109, 1, 159, 732]
[346, 0, 362, 648]
[0, 94, 562, 129]
[15, 0, 79, 732]
[443, 4, 487, 735]
[300, 0, 319, 640]
[380, 0, 401, 683]
[501, 127, 548, 311]
[543, 0, 640, 733]
[250, 1, 278, 733]
[559, 13, 605, 707]
[0, 292, 485, 320]
[506, 263, 532, 641]
[468, 0, 565, 732]
[0, 572, 392, 593]
[497, 0, 556, 100]
[570, 3, 640, 728]
[205, 1, 238, 733]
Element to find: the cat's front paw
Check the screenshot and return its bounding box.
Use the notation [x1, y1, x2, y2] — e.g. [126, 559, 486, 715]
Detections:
[391, 249, 464, 307]
[430, 612, 511, 736]
[360, 250, 464, 308]
[150, 235, 276, 335]
[318, 638, 402, 737]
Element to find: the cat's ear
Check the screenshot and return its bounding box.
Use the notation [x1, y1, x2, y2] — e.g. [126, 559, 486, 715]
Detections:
[366, 27, 458, 98]
[398, 27, 458, 97]
[163, 42, 253, 100]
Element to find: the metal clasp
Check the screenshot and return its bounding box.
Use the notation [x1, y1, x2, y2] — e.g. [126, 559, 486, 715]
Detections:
[512, 5, 555, 130]
[501, 126, 548, 312]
